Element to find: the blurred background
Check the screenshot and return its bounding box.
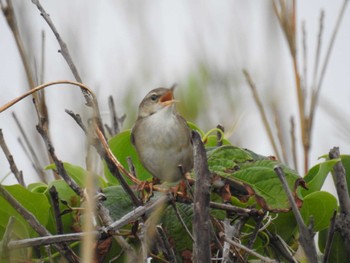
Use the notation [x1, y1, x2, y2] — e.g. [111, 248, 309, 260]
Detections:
[0, 1, 349, 195]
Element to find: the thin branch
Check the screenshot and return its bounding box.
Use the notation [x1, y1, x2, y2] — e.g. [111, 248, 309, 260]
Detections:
[244, 214, 265, 261]
[323, 210, 337, 263]
[302, 21, 308, 96]
[12, 112, 47, 182]
[36, 122, 82, 197]
[311, 10, 324, 103]
[156, 225, 177, 263]
[107, 95, 126, 137]
[49, 186, 64, 234]
[310, 1, 349, 134]
[30, 0, 86, 95]
[273, 108, 287, 164]
[243, 70, 282, 161]
[0, 129, 25, 186]
[209, 201, 262, 217]
[220, 233, 276, 263]
[290, 117, 298, 171]
[65, 110, 87, 134]
[105, 194, 170, 234]
[192, 130, 212, 263]
[274, 165, 317, 263]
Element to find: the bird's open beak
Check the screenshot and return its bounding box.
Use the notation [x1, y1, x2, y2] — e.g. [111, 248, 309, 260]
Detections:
[160, 89, 179, 106]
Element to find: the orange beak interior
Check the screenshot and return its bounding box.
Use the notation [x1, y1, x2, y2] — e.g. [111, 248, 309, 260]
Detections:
[160, 90, 175, 106]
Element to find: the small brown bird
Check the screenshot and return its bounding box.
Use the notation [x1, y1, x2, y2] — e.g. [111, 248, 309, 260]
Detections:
[131, 86, 193, 182]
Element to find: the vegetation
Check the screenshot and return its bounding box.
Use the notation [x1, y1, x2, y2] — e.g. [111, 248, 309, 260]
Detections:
[0, 0, 349, 262]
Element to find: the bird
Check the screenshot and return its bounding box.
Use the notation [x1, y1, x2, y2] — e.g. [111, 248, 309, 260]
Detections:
[131, 86, 193, 182]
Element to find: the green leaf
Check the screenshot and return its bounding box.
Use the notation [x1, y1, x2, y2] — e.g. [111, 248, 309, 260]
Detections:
[300, 191, 337, 232]
[102, 186, 135, 220]
[208, 146, 303, 212]
[46, 162, 107, 188]
[161, 202, 193, 252]
[106, 130, 152, 184]
[319, 228, 347, 262]
[0, 185, 51, 239]
[269, 211, 297, 242]
[301, 159, 338, 197]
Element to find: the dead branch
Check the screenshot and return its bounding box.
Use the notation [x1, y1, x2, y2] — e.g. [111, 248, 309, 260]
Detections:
[0, 129, 25, 186]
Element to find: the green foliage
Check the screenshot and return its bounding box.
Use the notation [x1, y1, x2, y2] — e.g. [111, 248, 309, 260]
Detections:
[0, 124, 349, 262]
[207, 145, 303, 211]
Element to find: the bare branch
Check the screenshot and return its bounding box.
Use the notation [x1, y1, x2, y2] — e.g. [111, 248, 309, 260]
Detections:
[220, 232, 277, 263]
[274, 165, 318, 262]
[12, 112, 47, 182]
[323, 210, 337, 263]
[0, 129, 25, 186]
[192, 130, 212, 263]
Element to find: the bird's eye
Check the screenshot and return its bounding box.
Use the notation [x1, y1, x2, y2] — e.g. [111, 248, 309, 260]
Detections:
[150, 94, 158, 101]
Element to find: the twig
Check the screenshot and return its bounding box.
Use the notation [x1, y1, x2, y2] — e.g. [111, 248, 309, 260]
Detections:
[220, 233, 276, 263]
[12, 112, 47, 182]
[290, 117, 298, 171]
[1, 0, 35, 89]
[273, 108, 287, 163]
[127, 157, 137, 178]
[105, 194, 170, 234]
[1, 217, 15, 259]
[156, 225, 177, 263]
[65, 110, 87, 134]
[36, 123, 82, 197]
[265, 230, 297, 262]
[242, 70, 282, 161]
[192, 130, 212, 263]
[310, 10, 324, 104]
[0, 80, 95, 113]
[171, 201, 194, 241]
[107, 96, 125, 137]
[49, 186, 64, 234]
[0, 129, 25, 186]
[30, 0, 87, 96]
[274, 165, 317, 262]
[209, 201, 262, 217]
[273, 0, 308, 172]
[323, 210, 337, 263]
[8, 232, 99, 249]
[0, 185, 80, 262]
[301, 21, 308, 95]
[244, 213, 265, 261]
